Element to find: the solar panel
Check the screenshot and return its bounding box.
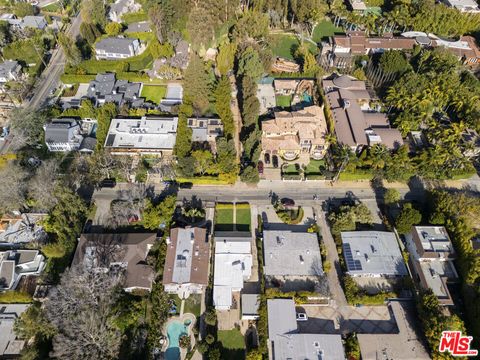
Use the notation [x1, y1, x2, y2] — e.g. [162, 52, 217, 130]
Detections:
[343, 243, 363, 271]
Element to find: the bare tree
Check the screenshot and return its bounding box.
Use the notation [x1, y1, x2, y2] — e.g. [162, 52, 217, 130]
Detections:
[29, 159, 59, 210]
[71, 151, 117, 188]
[45, 267, 123, 360]
[0, 163, 28, 212]
[85, 233, 126, 267]
[115, 156, 135, 182]
[107, 184, 147, 228]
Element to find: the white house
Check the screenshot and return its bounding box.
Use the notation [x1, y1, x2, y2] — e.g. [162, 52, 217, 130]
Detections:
[108, 0, 141, 22]
[95, 37, 143, 60]
[0, 250, 45, 290]
[213, 232, 252, 310]
[443, 0, 480, 12]
[44, 119, 82, 152]
[0, 61, 21, 84]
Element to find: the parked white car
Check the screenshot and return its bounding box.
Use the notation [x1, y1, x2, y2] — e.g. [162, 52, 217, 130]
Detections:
[296, 312, 308, 321]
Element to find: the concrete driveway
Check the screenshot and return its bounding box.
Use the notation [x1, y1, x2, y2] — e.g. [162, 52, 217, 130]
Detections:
[298, 304, 398, 335]
[315, 207, 347, 306]
[259, 205, 316, 232]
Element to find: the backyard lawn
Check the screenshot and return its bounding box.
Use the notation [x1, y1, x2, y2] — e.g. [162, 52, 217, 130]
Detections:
[218, 329, 246, 360]
[42, 1, 62, 12]
[270, 34, 299, 60]
[121, 11, 149, 24]
[271, 33, 318, 60]
[235, 203, 251, 232]
[312, 20, 344, 43]
[141, 85, 167, 104]
[215, 203, 234, 232]
[184, 294, 201, 316]
[276, 95, 292, 108]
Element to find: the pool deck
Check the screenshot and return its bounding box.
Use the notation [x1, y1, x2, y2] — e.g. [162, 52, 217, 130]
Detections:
[162, 313, 197, 360]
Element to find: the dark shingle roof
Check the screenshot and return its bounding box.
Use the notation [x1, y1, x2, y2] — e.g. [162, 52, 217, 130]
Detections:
[95, 37, 137, 55]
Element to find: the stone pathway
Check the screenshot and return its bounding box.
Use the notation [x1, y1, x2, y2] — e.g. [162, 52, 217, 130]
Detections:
[180, 299, 185, 316]
[232, 202, 237, 231]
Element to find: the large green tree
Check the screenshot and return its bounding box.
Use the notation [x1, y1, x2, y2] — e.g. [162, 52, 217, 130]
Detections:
[238, 46, 264, 81]
[184, 54, 211, 115]
[214, 76, 235, 137]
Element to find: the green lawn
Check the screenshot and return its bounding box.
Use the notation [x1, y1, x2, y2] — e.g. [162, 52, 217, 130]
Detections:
[312, 20, 344, 43]
[305, 159, 326, 175]
[235, 203, 251, 232]
[184, 294, 201, 316]
[215, 203, 234, 232]
[283, 164, 300, 174]
[276, 95, 292, 108]
[339, 169, 374, 181]
[121, 11, 149, 24]
[218, 329, 246, 360]
[42, 1, 62, 12]
[141, 85, 166, 104]
[270, 34, 300, 60]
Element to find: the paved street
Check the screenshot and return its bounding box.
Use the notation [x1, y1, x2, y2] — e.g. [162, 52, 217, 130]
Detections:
[28, 13, 83, 110]
[177, 181, 424, 204]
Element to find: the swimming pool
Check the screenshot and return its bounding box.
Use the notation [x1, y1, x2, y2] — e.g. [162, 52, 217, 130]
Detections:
[165, 321, 188, 360]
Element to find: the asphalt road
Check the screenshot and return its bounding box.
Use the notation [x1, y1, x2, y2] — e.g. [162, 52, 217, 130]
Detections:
[176, 184, 424, 204]
[92, 181, 425, 206]
[27, 13, 83, 110]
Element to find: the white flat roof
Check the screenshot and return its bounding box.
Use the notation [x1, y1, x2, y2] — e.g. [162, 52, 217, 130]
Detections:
[105, 117, 178, 150]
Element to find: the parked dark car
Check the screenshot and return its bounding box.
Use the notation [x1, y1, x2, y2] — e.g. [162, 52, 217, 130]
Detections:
[264, 153, 270, 165]
[281, 198, 295, 207]
[258, 161, 264, 175]
[272, 155, 279, 168]
[100, 178, 116, 188]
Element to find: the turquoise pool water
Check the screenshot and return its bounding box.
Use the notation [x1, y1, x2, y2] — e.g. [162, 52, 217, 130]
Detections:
[165, 321, 188, 360]
[302, 93, 313, 105]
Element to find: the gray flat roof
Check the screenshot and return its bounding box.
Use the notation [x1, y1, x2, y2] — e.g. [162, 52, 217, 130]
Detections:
[267, 298, 297, 339]
[413, 226, 454, 253]
[341, 231, 408, 276]
[0, 304, 29, 356]
[274, 334, 346, 360]
[419, 260, 457, 298]
[241, 294, 259, 316]
[263, 230, 322, 276]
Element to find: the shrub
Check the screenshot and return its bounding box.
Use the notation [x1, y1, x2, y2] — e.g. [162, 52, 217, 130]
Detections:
[41, 242, 66, 258]
[204, 308, 217, 326]
[0, 291, 33, 303]
[205, 334, 215, 345]
[179, 334, 191, 349]
[276, 207, 304, 225]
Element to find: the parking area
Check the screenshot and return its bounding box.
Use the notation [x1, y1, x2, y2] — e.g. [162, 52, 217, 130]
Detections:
[297, 304, 398, 334]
